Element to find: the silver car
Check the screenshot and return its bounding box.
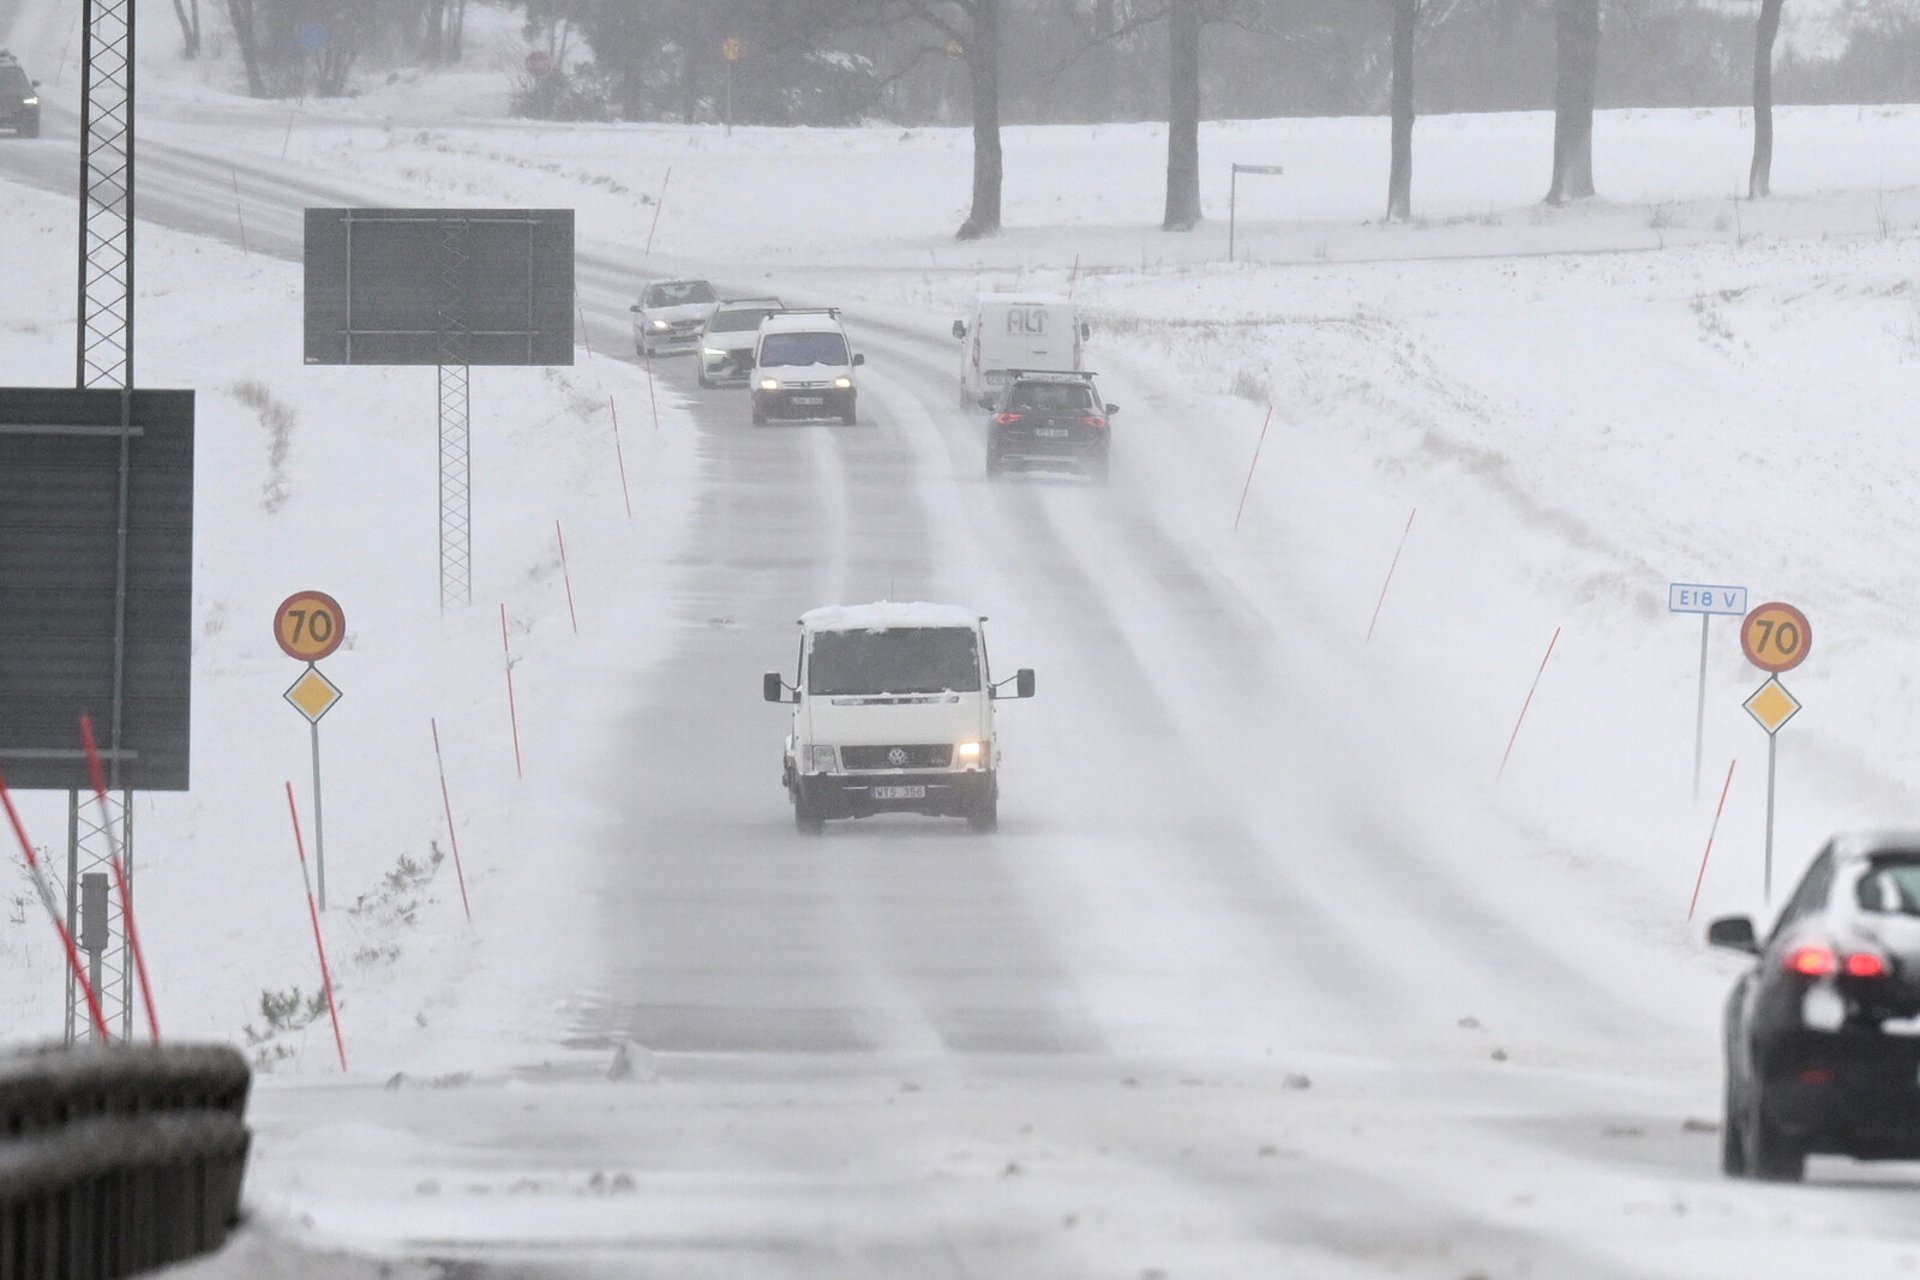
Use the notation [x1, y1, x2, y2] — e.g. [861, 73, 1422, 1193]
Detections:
[629, 279, 719, 357]
[697, 298, 784, 387]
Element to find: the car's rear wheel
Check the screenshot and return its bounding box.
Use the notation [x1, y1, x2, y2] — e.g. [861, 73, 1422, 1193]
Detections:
[1745, 1082, 1806, 1182]
[1721, 1074, 1749, 1177]
[985, 448, 1003, 478]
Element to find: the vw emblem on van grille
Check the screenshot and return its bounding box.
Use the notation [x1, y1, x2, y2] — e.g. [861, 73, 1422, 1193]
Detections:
[887, 747, 909, 767]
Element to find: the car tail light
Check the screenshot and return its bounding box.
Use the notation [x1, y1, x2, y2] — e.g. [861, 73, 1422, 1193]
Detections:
[1785, 945, 1837, 976]
[1798, 1066, 1835, 1085]
[1845, 951, 1890, 978]
[1081, 416, 1108, 429]
[994, 413, 1022, 426]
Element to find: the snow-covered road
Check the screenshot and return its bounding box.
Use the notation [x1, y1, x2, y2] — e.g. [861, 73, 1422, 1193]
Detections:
[8, 17, 1920, 1272]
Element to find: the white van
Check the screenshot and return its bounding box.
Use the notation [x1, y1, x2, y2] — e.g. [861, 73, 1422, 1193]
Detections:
[751, 309, 863, 426]
[953, 293, 1089, 408]
[763, 602, 1035, 833]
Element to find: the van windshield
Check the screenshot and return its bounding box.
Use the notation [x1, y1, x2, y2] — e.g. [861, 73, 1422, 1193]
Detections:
[761, 332, 849, 368]
[809, 627, 981, 696]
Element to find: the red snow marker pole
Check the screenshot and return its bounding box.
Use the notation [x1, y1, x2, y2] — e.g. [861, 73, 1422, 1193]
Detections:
[556, 520, 578, 635]
[0, 771, 110, 1042]
[1689, 759, 1738, 921]
[501, 604, 524, 779]
[430, 719, 473, 923]
[643, 165, 672, 260]
[1366, 507, 1418, 642]
[608, 396, 633, 521]
[1498, 626, 1562, 779]
[79, 715, 160, 1043]
[644, 347, 661, 432]
[1232, 406, 1274, 533]
[285, 782, 347, 1071]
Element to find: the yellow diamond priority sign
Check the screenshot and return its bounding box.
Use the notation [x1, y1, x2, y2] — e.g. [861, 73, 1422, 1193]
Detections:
[1744, 676, 1800, 736]
[285, 666, 343, 724]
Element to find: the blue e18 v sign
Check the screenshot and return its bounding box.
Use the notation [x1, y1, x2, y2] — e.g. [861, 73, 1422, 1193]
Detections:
[1670, 583, 1748, 616]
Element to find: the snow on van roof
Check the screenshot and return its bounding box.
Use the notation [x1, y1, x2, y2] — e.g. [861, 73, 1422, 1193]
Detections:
[800, 602, 981, 632]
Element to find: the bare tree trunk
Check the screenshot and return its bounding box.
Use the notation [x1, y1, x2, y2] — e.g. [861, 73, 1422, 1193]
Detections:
[1386, 0, 1418, 221]
[1163, 0, 1201, 230]
[958, 0, 1004, 239]
[169, 0, 201, 57]
[226, 0, 267, 96]
[1546, 0, 1598, 204]
[1749, 0, 1785, 198]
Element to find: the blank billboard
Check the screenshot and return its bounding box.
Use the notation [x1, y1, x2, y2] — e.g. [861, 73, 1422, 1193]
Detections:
[0, 388, 195, 792]
[304, 208, 575, 366]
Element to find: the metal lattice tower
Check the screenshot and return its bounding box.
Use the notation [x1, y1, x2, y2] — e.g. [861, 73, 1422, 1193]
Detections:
[437, 220, 472, 612]
[67, 0, 140, 1044]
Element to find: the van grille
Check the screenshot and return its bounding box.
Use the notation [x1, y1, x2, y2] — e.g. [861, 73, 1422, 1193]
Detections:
[842, 745, 952, 770]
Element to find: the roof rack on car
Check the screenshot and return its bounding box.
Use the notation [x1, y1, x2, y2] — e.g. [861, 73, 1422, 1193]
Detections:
[772, 307, 841, 318]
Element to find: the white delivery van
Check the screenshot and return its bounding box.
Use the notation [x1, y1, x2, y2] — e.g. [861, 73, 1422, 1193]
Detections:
[953, 293, 1089, 408]
[763, 602, 1035, 833]
[751, 309, 864, 426]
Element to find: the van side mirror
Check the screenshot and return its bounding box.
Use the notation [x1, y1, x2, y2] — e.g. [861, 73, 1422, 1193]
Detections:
[953, 320, 967, 340]
[628, 304, 641, 313]
[1105, 403, 1119, 415]
[852, 353, 865, 367]
[1706, 916, 1759, 955]
[1080, 322, 1091, 341]
[1016, 668, 1035, 698]
[763, 672, 788, 703]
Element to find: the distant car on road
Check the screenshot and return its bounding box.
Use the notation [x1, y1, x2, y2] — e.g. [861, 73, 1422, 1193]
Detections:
[697, 297, 783, 388]
[750, 309, 863, 426]
[985, 370, 1116, 482]
[1710, 832, 1920, 1182]
[0, 52, 40, 138]
[630, 278, 718, 357]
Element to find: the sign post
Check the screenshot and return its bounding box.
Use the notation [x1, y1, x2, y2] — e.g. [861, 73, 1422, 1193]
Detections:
[1740, 601, 1811, 902]
[1668, 583, 1748, 798]
[1228, 163, 1284, 262]
[722, 38, 741, 136]
[276, 592, 346, 910]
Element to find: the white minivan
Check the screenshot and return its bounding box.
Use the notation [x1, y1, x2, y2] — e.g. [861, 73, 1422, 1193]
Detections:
[763, 602, 1035, 833]
[751, 309, 864, 426]
[953, 292, 1089, 408]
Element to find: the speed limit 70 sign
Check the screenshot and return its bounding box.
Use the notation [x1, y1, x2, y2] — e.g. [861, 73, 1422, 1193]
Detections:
[1741, 601, 1810, 673]
[275, 590, 346, 662]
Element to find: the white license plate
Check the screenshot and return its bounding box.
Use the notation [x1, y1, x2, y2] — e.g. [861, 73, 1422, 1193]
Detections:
[792, 395, 824, 406]
[1034, 427, 1070, 438]
[872, 785, 927, 800]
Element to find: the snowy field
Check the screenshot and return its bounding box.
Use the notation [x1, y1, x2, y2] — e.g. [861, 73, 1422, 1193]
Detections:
[3, 2, 1920, 1276]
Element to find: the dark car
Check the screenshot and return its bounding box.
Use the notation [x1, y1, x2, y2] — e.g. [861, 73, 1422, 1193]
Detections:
[1709, 832, 1920, 1182]
[697, 297, 783, 388]
[986, 370, 1116, 482]
[0, 53, 40, 138]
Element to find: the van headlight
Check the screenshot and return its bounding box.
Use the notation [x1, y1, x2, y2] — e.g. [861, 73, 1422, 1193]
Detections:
[759, 377, 780, 391]
[955, 741, 984, 764]
[805, 745, 837, 772]
[833, 376, 853, 389]
[703, 347, 725, 357]
[23, 97, 37, 106]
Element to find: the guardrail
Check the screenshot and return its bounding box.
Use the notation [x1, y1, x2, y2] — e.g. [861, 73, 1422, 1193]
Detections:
[0, 1044, 251, 1279]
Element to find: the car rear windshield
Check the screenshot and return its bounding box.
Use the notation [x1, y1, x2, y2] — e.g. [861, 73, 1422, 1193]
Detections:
[0, 67, 30, 94]
[1858, 859, 1920, 916]
[760, 332, 849, 368]
[645, 281, 716, 307]
[1009, 382, 1096, 413]
[710, 307, 778, 333]
[808, 627, 980, 696]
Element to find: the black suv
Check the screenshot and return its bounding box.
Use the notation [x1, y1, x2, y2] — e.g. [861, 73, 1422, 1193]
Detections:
[1710, 833, 1920, 1182]
[985, 370, 1116, 482]
[0, 53, 38, 138]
